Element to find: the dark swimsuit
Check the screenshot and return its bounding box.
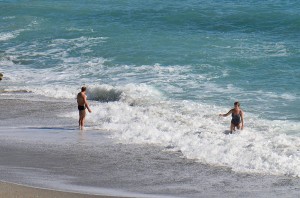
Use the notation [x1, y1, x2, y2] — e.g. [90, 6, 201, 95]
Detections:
[231, 112, 241, 126]
[78, 105, 86, 111]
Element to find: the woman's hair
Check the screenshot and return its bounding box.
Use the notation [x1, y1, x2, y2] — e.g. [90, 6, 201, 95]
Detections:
[81, 86, 87, 92]
[234, 101, 240, 106]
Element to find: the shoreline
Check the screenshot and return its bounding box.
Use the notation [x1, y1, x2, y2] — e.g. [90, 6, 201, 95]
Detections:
[0, 181, 124, 198]
[1, 95, 300, 198]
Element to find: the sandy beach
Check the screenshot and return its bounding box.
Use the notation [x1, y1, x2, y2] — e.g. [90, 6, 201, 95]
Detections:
[0, 181, 120, 198]
[0, 97, 129, 198]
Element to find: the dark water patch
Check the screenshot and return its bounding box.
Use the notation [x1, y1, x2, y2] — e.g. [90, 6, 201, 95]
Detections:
[87, 87, 123, 102]
[0, 89, 32, 93]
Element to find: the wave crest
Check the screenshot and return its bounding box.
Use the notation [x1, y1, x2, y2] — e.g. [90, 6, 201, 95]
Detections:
[88, 86, 123, 102]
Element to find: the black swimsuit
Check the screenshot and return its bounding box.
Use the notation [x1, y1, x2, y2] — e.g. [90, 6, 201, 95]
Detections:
[231, 112, 241, 126]
[78, 105, 86, 111]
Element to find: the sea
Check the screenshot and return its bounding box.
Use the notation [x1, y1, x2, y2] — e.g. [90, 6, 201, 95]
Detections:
[1, 0, 300, 197]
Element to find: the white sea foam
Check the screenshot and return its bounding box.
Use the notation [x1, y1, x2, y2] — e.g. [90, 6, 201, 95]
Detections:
[0, 29, 27, 41]
[231, 40, 289, 59]
[66, 27, 85, 32]
[51, 36, 108, 48]
[0, 32, 17, 41]
[31, 85, 78, 99]
[104, 105, 300, 176]
[1, 45, 299, 178]
[278, 93, 297, 101]
[3, 57, 300, 177]
[0, 17, 41, 42]
[0, 56, 17, 66]
[255, 91, 298, 102]
[2, 16, 16, 20]
[60, 83, 300, 177]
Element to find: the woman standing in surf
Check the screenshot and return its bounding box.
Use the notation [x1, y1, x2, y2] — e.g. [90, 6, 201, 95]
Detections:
[219, 101, 244, 134]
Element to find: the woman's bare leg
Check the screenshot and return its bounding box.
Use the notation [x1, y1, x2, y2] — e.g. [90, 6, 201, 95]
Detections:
[230, 123, 235, 134]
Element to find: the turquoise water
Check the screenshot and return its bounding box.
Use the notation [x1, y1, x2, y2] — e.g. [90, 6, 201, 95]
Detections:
[1, 0, 300, 177]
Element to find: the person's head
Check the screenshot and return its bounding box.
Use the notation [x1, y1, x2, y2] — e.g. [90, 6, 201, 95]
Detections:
[81, 86, 87, 92]
[234, 101, 240, 108]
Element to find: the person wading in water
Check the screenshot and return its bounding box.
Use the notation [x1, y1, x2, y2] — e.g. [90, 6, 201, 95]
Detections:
[219, 101, 244, 134]
[77, 86, 92, 130]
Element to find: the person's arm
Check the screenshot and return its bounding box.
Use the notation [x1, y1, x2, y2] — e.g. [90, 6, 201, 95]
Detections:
[83, 95, 92, 113]
[240, 110, 244, 129]
[219, 109, 232, 117]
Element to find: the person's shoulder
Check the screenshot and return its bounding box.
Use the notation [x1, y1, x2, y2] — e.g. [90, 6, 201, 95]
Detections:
[77, 92, 84, 98]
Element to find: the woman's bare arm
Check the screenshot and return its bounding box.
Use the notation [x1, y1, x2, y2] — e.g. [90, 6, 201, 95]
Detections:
[219, 109, 233, 117]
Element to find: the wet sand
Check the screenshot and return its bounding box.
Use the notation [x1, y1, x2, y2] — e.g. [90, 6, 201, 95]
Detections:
[0, 98, 75, 128]
[0, 181, 122, 198]
[0, 97, 129, 198]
